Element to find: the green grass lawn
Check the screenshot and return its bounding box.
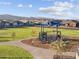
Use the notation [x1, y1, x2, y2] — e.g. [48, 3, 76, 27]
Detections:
[0, 27, 52, 41]
[0, 27, 79, 41]
[58, 29, 79, 37]
[0, 45, 33, 59]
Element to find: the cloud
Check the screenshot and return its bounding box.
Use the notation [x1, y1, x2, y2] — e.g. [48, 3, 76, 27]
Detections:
[55, 2, 74, 8]
[17, 4, 32, 8]
[17, 4, 24, 8]
[0, 2, 12, 6]
[28, 4, 32, 8]
[42, 0, 54, 2]
[39, 2, 74, 17]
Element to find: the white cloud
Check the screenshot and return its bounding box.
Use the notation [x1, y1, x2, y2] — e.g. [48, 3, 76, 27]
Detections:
[55, 2, 74, 8]
[39, 2, 74, 17]
[0, 2, 12, 5]
[28, 4, 32, 8]
[17, 4, 24, 8]
[56, 11, 73, 17]
[42, 0, 54, 1]
[17, 4, 32, 8]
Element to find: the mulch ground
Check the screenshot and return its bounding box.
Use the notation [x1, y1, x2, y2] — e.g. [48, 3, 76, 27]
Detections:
[69, 44, 79, 52]
[21, 39, 79, 52]
[21, 39, 51, 49]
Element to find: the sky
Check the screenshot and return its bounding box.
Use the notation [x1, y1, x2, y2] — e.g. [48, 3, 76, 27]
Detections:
[0, 0, 79, 19]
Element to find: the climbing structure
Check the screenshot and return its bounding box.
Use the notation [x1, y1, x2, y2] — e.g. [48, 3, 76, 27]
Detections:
[39, 20, 62, 44]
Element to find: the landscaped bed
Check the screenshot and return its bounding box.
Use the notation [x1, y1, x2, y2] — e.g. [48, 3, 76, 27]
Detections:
[21, 39, 79, 52]
[22, 39, 51, 49]
[0, 45, 33, 59]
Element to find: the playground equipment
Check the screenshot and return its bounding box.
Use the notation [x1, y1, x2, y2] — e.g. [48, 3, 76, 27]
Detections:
[39, 23, 47, 43]
[39, 20, 62, 43]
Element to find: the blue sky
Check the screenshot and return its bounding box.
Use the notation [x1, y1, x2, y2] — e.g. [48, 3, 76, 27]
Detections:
[0, 0, 79, 19]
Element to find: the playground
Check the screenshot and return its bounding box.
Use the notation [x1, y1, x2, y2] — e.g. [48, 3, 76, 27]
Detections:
[0, 26, 79, 59]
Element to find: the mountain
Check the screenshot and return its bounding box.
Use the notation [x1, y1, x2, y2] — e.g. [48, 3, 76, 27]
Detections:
[0, 14, 30, 21]
[0, 14, 51, 21]
[0, 14, 78, 22]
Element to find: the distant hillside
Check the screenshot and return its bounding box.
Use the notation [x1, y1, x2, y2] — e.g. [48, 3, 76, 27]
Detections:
[0, 14, 29, 21]
[0, 14, 51, 21]
[0, 14, 78, 22]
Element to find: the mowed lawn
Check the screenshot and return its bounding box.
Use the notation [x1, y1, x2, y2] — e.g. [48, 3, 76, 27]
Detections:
[0, 45, 33, 59]
[59, 29, 79, 36]
[0, 27, 79, 41]
[0, 27, 52, 41]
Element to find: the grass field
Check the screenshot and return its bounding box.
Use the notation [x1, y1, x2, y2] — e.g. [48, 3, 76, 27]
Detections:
[0, 45, 33, 59]
[59, 29, 79, 36]
[0, 27, 52, 41]
[0, 27, 79, 41]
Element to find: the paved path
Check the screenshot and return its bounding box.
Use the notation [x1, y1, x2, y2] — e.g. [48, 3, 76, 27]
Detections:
[0, 40, 76, 59]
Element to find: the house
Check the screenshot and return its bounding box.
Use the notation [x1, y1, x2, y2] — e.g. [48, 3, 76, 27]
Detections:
[65, 20, 76, 27]
[0, 21, 3, 28]
[48, 20, 62, 27]
[4, 22, 11, 28]
[41, 21, 49, 26]
[18, 20, 29, 26]
[0, 20, 14, 28]
[0, 20, 7, 28]
[13, 21, 24, 27]
[63, 20, 79, 28]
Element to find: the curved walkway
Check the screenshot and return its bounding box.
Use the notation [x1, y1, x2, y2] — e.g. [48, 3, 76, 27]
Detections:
[0, 40, 76, 59]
